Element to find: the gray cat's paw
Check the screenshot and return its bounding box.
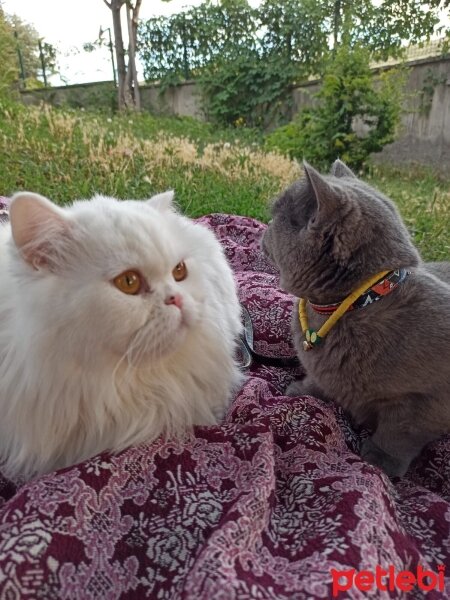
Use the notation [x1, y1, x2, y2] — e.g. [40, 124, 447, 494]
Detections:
[285, 380, 309, 397]
[285, 378, 323, 398]
[360, 439, 409, 478]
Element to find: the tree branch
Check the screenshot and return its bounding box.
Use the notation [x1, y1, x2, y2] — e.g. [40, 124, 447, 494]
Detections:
[103, 0, 112, 8]
[132, 0, 142, 25]
[125, 0, 142, 13]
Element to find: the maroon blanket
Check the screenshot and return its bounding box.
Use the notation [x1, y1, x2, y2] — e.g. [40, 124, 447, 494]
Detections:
[0, 204, 449, 599]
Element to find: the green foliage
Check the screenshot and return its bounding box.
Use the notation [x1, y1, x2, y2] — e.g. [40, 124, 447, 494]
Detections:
[139, 0, 328, 127]
[5, 14, 58, 87]
[266, 46, 406, 170]
[198, 50, 296, 128]
[366, 164, 450, 261]
[0, 11, 18, 97]
[120, 112, 262, 148]
[139, 0, 445, 83]
[259, 0, 331, 65]
[137, 0, 446, 129]
[197, 0, 332, 127]
[323, 0, 443, 59]
[138, 1, 258, 83]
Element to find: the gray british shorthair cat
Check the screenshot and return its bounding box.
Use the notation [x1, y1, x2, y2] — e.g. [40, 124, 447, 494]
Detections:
[262, 159, 450, 478]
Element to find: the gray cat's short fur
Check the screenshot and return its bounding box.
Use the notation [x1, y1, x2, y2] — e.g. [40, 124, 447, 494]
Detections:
[262, 160, 450, 477]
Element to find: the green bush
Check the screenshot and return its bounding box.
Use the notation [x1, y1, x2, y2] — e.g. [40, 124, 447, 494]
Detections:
[138, 0, 323, 129]
[0, 11, 18, 98]
[199, 50, 295, 128]
[266, 46, 406, 171]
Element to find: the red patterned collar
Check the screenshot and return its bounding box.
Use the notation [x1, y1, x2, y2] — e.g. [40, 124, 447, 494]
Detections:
[309, 269, 410, 315]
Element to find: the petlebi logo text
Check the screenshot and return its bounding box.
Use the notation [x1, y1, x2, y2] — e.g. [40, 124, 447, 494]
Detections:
[331, 564, 445, 597]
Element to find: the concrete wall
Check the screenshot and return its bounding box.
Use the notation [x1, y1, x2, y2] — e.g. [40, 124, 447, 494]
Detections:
[139, 81, 204, 119]
[289, 57, 450, 170]
[20, 81, 118, 111]
[19, 55, 450, 170]
[374, 56, 450, 169]
[20, 80, 205, 119]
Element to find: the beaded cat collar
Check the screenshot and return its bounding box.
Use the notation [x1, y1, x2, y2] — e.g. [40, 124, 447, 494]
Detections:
[309, 269, 409, 314]
[299, 269, 410, 351]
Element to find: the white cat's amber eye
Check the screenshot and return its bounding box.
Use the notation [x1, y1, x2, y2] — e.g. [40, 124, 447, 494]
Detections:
[172, 261, 187, 282]
[113, 270, 142, 295]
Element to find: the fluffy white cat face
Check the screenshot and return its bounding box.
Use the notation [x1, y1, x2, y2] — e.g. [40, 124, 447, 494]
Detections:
[8, 191, 221, 366]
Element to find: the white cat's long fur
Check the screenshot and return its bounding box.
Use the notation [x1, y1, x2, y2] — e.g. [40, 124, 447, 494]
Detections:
[0, 191, 243, 480]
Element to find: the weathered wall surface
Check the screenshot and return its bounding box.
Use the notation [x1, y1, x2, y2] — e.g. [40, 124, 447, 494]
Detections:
[374, 57, 450, 169]
[290, 57, 450, 170]
[20, 80, 204, 119]
[19, 55, 450, 171]
[20, 81, 118, 111]
[139, 81, 204, 119]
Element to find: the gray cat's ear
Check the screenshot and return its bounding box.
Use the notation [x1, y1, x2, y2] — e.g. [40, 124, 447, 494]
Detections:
[330, 159, 356, 179]
[303, 161, 333, 197]
[147, 190, 176, 212]
[303, 161, 340, 220]
[9, 192, 71, 270]
[304, 162, 361, 260]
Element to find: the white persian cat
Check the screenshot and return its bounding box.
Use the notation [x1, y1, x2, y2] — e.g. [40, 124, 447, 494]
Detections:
[0, 191, 243, 480]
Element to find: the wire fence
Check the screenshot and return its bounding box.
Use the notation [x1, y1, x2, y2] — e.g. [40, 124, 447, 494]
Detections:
[14, 33, 57, 89]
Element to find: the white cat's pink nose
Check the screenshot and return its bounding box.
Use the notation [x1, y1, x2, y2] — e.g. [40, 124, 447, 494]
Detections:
[165, 294, 183, 309]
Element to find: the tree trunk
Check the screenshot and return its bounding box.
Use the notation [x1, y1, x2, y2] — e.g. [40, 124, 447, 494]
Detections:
[125, 0, 141, 110]
[110, 0, 127, 109]
[104, 0, 140, 111]
[333, 0, 341, 51]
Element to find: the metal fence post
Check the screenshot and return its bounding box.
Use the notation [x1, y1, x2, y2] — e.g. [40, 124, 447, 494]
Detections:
[38, 38, 48, 87]
[14, 30, 26, 87]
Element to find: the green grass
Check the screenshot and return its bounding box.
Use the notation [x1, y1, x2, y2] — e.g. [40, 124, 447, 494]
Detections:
[0, 99, 448, 261]
[0, 100, 294, 222]
[366, 165, 450, 262]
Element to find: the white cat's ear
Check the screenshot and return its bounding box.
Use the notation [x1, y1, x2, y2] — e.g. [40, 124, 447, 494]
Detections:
[330, 159, 356, 179]
[9, 192, 71, 270]
[147, 190, 176, 212]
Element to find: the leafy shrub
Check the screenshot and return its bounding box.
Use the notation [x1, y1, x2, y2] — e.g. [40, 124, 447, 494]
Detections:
[0, 12, 18, 98]
[199, 50, 296, 128]
[265, 45, 406, 170]
[138, 0, 325, 129]
[138, 1, 258, 83]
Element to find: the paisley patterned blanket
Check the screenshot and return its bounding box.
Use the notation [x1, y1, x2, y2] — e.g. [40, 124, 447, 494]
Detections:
[0, 203, 449, 599]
